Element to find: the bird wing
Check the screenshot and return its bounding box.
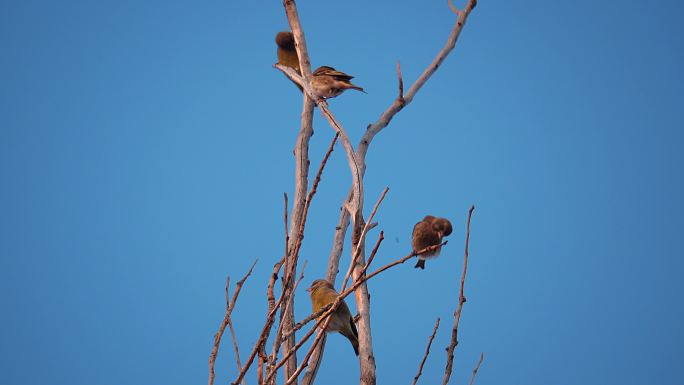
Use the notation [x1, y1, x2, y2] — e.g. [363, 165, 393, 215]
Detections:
[349, 314, 358, 338]
[313, 66, 354, 81]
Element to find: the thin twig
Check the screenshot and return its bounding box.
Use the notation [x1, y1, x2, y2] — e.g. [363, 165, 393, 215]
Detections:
[225, 277, 231, 308]
[361, 231, 385, 276]
[284, 328, 327, 385]
[226, 318, 244, 385]
[441, 205, 475, 385]
[411, 318, 441, 385]
[267, 261, 308, 384]
[308, 133, 339, 204]
[232, 286, 287, 385]
[284, 193, 289, 262]
[341, 187, 389, 292]
[397, 61, 405, 103]
[208, 259, 257, 385]
[447, 0, 461, 15]
[468, 353, 484, 385]
[266, 303, 336, 385]
[314, 101, 364, 221]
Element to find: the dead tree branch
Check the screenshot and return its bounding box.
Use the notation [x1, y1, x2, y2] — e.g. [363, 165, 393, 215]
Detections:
[411, 318, 441, 385]
[468, 353, 484, 385]
[280, 3, 318, 379]
[441, 205, 475, 385]
[208, 259, 257, 385]
[341, 187, 389, 292]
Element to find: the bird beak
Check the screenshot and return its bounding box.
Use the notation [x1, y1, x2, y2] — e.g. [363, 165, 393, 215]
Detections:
[306, 287, 311, 292]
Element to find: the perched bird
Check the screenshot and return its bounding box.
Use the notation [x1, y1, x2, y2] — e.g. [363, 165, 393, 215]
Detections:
[311, 66, 365, 99]
[307, 279, 359, 356]
[412, 215, 453, 269]
[275, 31, 303, 92]
[275, 32, 364, 99]
[275, 31, 300, 73]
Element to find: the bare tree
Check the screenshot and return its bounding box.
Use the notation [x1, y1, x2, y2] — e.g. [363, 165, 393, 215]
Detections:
[208, 1, 481, 384]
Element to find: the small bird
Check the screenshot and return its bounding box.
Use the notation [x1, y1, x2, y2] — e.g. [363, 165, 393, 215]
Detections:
[307, 279, 359, 356]
[412, 215, 453, 269]
[275, 31, 300, 73]
[311, 66, 365, 99]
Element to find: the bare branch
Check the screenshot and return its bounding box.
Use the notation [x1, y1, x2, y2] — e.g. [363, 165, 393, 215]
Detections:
[281, 89, 314, 385]
[208, 260, 257, 385]
[317, 101, 364, 221]
[258, 348, 269, 385]
[267, 261, 308, 384]
[226, 318, 244, 385]
[359, 0, 479, 167]
[309, 133, 339, 202]
[361, 230, 385, 275]
[284, 193, 289, 260]
[441, 205, 475, 385]
[447, 0, 461, 15]
[341, 187, 389, 292]
[284, 328, 326, 385]
[279, 6, 319, 380]
[468, 353, 484, 385]
[232, 284, 287, 385]
[257, 349, 265, 385]
[397, 61, 405, 103]
[411, 318, 441, 385]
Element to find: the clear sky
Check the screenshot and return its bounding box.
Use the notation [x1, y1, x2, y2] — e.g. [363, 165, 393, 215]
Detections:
[2, 1, 683, 384]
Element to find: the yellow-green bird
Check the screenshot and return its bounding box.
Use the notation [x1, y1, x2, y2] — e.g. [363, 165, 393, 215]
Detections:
[275, 31, 300, 73]
[307, 279, 359, 356]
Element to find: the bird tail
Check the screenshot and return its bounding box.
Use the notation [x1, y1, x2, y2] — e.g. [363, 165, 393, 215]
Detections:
[339, 330, 360, 356]
[414, 259, 426, 269]
[346, 84, 366, 94]
[341, 316, 360, 356]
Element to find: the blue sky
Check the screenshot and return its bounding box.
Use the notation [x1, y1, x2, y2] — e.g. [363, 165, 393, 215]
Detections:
[2, 1, 683, 384]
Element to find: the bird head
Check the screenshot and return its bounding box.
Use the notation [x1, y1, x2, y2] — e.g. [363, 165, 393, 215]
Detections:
[432, 217, 453, 237]
[307, 279, 333, 293]
[275, 31, 295, 50]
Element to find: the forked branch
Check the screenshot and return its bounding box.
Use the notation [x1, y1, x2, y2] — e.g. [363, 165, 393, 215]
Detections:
[208, 259, 257, 385]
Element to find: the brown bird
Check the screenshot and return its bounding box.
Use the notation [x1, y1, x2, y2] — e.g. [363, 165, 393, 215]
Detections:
[412, 215, 453, 269]
[311, 66, 365, 99]
[275, 31, 300, 73]
[307, 279, 359, 356]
